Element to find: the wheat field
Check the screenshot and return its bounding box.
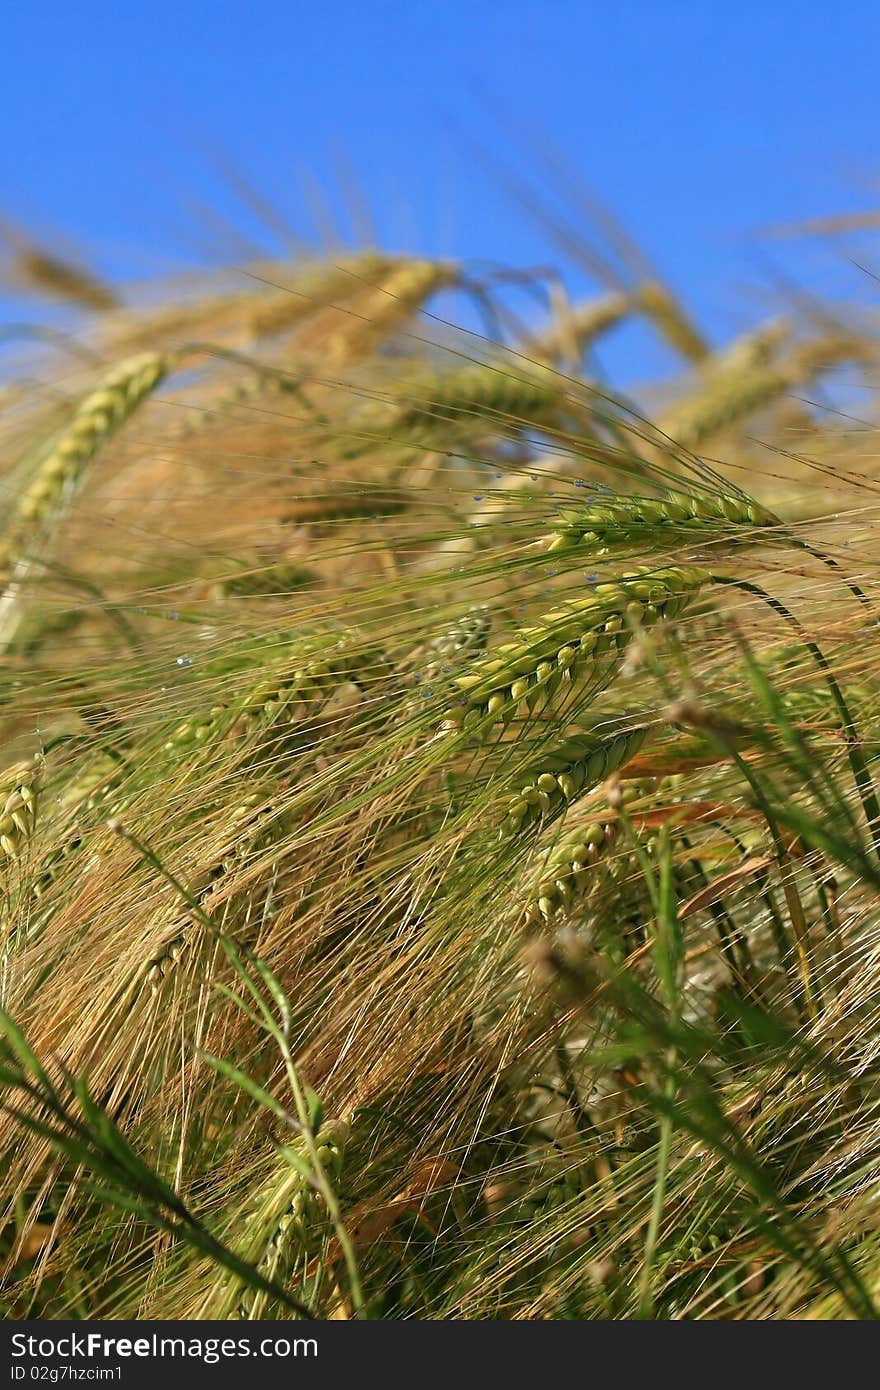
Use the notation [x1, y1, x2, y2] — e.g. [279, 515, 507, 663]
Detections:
[1, 201, 880, 1320]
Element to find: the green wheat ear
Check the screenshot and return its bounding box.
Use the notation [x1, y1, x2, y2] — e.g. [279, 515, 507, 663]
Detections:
[325, 258, 458, 361]
[545, 492, 782, 555]
[0, 757, 40, 874]
[208, 1119, 350, 1319]
[500, 718, 649, 834]
[442, 566, 711, 732]
[379, 360, 571, 447]
[657, 333, 866, 451]
[164, 640, 387, 755]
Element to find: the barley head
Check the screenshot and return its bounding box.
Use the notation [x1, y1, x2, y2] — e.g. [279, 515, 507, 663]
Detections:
[442, 566, 711, 733]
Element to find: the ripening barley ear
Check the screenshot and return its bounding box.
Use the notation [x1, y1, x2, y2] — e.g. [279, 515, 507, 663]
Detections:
[243, 252, 391, 341]
[374, 359, 573, 452]
[141, 792, 275, 994]
[2, 228, 117, 312]
[102, 251, 393, 355]
[0, 351, 174, 650]
[500, 718, 649, 834]
[323, 258, 459, 362]
[544, 489, 784, 556]
[441, 566, 711, 733]
[164, 639, 387, 758]
[517, 774, 670, 928]
[12, 351, 171, 530]
[525, 290, 634, 364]
[526, 814, 621, 926]
[0, 756, 40, 887]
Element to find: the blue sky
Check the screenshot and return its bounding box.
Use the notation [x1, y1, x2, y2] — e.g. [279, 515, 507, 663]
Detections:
[3, 1, 879, 380]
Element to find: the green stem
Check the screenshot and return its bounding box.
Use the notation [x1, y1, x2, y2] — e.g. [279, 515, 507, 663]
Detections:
[798, 541, 872, 613]
[637, 1075, 674, 1319]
